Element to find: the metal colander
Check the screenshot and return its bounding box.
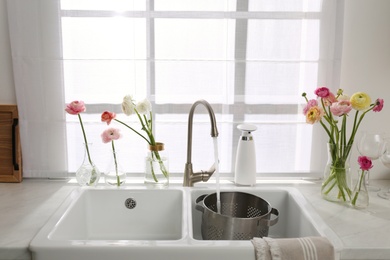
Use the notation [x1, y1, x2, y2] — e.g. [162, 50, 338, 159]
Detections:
[196, 191, 279, 240]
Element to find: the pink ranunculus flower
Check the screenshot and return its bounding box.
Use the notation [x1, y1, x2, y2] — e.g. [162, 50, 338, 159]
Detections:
[101, 128, 121, 143]
[303, 99, 318, 115]
[322, 92, 337, 107]
[315, 87, 330, 98]
[373, 98, 384, 112]
[305, 106, 324, 124]
[101, 111, 116, 125]
[65, 100, 86, 115]
[358, 156, 373, 171]
[330, 100, 352, 116]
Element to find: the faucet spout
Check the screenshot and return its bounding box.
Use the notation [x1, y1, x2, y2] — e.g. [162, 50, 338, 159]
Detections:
[183, 100, 219, 187]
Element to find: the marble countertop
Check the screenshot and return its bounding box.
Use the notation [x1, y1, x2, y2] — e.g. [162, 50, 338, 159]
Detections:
[1, 178, 390, 260]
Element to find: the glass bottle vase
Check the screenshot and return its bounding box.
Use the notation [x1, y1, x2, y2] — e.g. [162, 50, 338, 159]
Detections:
[351, 170, 369, 208]
[321, 143, 352, 203]
[104, 151, 126, 186]
[75, 143, 100, 186]
[144, 142, 169, 186]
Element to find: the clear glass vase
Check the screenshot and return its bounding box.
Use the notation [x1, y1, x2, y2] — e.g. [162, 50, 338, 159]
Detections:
[75, 143, 100, 186]
[321, 143, 352, 203]
[144, 142, 169, 186]
[104, 151, 126, 186]
[351, 170, 369, 208]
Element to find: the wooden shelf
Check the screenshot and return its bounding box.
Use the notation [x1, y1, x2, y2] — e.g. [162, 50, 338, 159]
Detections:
[0, 105, 22, 182]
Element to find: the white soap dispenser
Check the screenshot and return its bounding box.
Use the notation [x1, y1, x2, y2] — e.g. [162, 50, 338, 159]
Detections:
[234, 124, 257, 186]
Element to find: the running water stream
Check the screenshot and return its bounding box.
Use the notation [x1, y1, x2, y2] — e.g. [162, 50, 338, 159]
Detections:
[212, 137, 221, 214]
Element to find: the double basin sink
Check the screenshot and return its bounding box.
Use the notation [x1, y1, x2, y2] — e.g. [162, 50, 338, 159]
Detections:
[30, 185, 340, 260]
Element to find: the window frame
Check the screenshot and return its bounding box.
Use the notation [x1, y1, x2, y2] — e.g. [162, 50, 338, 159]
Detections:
[56, 0, 342, 178]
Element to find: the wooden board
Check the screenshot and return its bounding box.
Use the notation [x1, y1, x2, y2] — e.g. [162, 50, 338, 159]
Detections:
[0, 105, 22, 182]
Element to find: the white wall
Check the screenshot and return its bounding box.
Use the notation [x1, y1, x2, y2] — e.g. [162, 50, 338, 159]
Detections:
[0, 0, 15, 104]
[340, 0, 390, 179]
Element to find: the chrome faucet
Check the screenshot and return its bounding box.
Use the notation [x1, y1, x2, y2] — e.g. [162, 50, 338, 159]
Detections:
[183, 100, 219, 187]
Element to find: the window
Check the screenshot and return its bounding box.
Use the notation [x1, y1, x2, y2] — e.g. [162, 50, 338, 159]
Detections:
[7, 0, 344, 178]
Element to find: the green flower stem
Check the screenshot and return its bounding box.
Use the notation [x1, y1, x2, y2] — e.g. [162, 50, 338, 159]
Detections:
[336, 169, 351, 200]
[111, 140, 120, 186]
[149, 150, 169, 179]
[354, 106, 375, 134]
[77, 114, 97, 185]
[114, 114, 169, 183]
[322, 143, 352, 202]
[302, 93, 309, 102]
[135, 110, 169, 180]
[149, 159, 159, 182]
[347, 104, 375, 149]
[149, 111, 153, 133]
[147, 151, 169, 182]
[114, 119, 151, 145]
[78, 114, 93, 165]
[118, 104, 169, 183]
[154, 151, 169, 178]
[322, 171, 337, 194]
[346, 110, 360, 150]
[341, 115, 347, 150]
[134, 109, 149, 135]
[322, 166, 351, 201]
[133, 110, 157, 148]
[319, 120, 336, 147]
[351, 191, 360, 206]
[351, 170, 365, 206]
[317, 101, 376, 163]
[144, 113, 152, 133]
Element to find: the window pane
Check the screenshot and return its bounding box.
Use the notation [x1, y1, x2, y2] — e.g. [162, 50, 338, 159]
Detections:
[154, 18, 235, 104]
[247, 19, 319, 61]
[154, 0, 236, 11]
[244, 121, 312, 173]
[245, 62, 318, 104]
[154, 61, 235, 104]
[155, 19, 235, 60]
[62, 17, 146, 59]
[64, 60, 147, 103]
[155, 114, 233, 174]
[248, 0, 322, 12]
[61, 0, 146, 11]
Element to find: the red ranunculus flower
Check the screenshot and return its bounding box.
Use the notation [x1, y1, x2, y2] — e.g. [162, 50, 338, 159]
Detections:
[101, 111, 116, 125]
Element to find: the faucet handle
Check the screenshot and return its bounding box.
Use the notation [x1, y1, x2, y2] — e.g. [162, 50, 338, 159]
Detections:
[200, 163, 216, 182]
[183, 162, 217, 187]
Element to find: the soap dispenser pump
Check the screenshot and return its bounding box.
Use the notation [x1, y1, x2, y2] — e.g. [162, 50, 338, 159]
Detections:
[234, 124, 257, 186]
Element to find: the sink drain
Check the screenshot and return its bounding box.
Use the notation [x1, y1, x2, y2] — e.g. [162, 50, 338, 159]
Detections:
[124, 198, 137, 209]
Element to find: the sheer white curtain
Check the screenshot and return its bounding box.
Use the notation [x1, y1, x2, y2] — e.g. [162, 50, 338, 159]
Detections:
[6, 1, 68, 178]
[6, 0, 344, 178]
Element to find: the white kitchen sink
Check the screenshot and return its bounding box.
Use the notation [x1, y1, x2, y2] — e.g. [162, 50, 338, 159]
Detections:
[190, 187, 325, 240]
[48, 188, 184, 241]
[29, 185, 341, 260]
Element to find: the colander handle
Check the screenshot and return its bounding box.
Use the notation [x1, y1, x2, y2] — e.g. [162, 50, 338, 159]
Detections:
[195, 194, 208, 213]
[260, 208, 279, 227]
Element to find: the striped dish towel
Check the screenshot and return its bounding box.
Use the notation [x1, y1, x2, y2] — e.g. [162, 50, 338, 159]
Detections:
[251, 236, 335, 260]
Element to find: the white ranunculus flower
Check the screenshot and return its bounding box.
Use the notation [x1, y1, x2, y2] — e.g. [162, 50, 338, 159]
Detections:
[136, 98, 152, 115]
[122, 95, 135, 116]
[337, 94, 350, 101]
